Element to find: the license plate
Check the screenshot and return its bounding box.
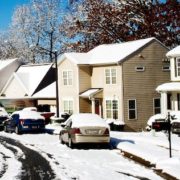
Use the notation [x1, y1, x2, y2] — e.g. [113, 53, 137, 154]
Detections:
[86, 129, 99, 135]
[32, 126, 37, 129]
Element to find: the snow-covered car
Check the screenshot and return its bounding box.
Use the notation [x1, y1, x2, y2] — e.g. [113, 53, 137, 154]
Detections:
[3, 110, 45, 134]
[59, 113, 110, 148]
[0, 107, 9, 130]
[146, 111, 180, 134]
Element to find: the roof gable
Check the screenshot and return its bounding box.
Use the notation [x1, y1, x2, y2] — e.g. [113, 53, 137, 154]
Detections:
[166, 46, 180, 58]
[58, 37, 165, 66]
[0, 63, 53, 98]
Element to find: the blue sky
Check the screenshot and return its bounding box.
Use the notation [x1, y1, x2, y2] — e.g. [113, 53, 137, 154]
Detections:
[0, 0, 30, 31]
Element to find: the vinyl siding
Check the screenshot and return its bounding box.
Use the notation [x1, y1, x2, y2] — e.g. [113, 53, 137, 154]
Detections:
[122, 41, 170, 131]
[79, 66, 92, 93]
[58, 58, 79, 113]
[91, 65, 124, 120]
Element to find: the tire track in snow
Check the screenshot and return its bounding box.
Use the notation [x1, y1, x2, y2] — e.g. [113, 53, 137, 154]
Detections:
[0, 136, 56, 180]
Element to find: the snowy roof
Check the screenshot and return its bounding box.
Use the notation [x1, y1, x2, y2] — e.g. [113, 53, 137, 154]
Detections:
[79, 88, 102, 98]
[166, 46, 180, 58]
[32, 82, 56, 98]
[156, 82, 180, 92]
[15, 63, 53, 96]
[58, 37, 160, 65]
[0, 58, 18, 71]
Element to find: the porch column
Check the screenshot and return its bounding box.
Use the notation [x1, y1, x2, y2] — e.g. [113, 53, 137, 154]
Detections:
[172, 92, 178, 111]
[91, 98, 95, 114]
[161, 92, 167, 116]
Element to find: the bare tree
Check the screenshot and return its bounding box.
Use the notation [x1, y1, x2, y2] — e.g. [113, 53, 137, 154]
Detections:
[10, 0, 64, 63]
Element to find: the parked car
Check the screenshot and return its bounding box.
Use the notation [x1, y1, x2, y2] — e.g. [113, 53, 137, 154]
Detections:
[3, 110, 45, 134]
[59, 113, 110, 148]
[0, 107, 9, 130]
[146, 111, 180, 134]
[22, 107, 55, 124]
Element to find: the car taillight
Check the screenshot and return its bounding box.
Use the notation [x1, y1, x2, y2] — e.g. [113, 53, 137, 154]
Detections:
[19, 119, 24, 125]
[104, 128, 109, 135]
[73, 128, 81, 134]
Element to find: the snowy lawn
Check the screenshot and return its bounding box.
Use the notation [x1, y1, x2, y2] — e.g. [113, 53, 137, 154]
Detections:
[0, 123, 180, 180]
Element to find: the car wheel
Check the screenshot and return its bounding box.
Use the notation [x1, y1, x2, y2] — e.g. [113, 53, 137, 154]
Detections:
[68, 137, 74, 149]
[15, 126, 21, 134]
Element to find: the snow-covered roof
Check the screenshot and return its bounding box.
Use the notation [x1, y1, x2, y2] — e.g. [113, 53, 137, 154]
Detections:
[15, 63, 53, 96]
[58, 37, 160, 65]
[156, 82, 180, 92]
[0, 58, 18, 71]
[166, 46, 180, 58]
[33, 82, 56, 98]
[79, 88, 102, 98]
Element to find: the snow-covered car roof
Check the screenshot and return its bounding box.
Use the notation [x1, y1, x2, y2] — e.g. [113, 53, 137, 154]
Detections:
[22, 107, 37, 111]
[0, 107, 9, 117]
[12, 110, 45, 120]
[66, 113, 109, 128]
[147, 111, 180, 126]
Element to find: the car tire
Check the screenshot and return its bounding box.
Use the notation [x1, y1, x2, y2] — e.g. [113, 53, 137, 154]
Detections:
[68, 137, 74, 149]
[15, 126, 21, 134]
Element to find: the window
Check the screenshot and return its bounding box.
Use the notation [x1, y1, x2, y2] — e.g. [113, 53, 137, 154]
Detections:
[105, 68, 117, 84]
[154, 98, 161, 114]
[128, 99, 137, 120]
[106, 99, 118, 119]
[167, 93, 172, 110]
[175, 58, 180, 77]
[63, 70, 72, 85]
[162, 65, 170, 71]
[135, 66, 145, 72]
[63, 100, 73, 114]
[177, 94, 180, 110]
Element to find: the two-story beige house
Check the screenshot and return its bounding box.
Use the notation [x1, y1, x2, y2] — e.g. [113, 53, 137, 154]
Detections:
[156, 46, 180, 116]
[58, 37, 170, 131]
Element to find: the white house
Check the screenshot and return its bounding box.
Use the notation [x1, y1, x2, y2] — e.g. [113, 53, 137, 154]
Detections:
[156, 46, 180, 115]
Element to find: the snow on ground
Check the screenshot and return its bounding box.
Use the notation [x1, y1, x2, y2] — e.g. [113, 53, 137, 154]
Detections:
[0, 124, 180, 180]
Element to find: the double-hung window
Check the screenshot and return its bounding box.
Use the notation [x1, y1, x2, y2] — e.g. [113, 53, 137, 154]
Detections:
[154, 98, 161, 114]
[175, 58, 180, 77]
[63, 70, 72, 85]
[63, 100, 73, 115]
[105, 68, 117, 84]
[128, 99, 137, 120]
[106, 99, 118, 119]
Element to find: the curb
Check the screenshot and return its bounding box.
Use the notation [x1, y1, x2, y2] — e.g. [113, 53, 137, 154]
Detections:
[119, 149, 178, 180]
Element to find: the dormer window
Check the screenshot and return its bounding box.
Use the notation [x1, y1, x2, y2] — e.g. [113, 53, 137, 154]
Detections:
[175, 58, 180, 77]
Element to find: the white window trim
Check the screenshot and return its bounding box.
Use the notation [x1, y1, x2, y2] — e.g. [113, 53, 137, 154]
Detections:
[135, 66, 145, 72]
[62, 70, 73, 86]
[153, 98, 161, 114]
[105, 97, 119, 119]
[104, 68, 117, 85]
[63, 98, 74, 114]
[162, 65, 170, 71]
[175, 58, 180, 77]
[128, 99, 137, 120]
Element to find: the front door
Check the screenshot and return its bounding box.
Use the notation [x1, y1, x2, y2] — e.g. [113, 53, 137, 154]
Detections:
[95, 99, 100, 115]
